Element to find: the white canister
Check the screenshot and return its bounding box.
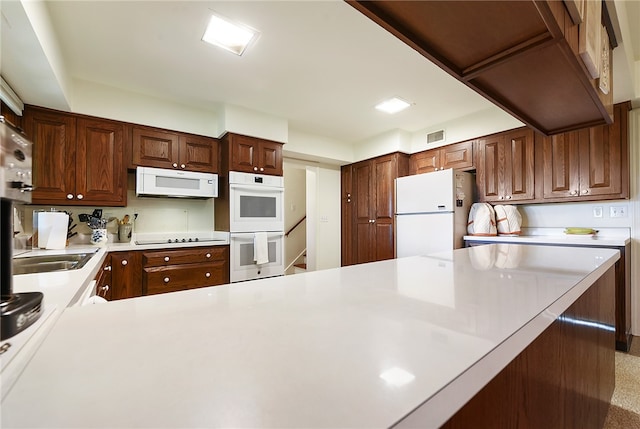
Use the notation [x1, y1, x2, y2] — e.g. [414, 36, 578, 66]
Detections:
[90, 228, 108, 246]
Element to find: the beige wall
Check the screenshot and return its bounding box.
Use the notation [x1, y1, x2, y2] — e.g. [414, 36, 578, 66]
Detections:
[283, 161, 307, 273]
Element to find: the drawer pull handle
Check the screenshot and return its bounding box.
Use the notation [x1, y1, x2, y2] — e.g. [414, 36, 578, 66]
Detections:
[205, 272, 211, 278]
[104, 265, 112, 271]
[206, 253, 211, 258]
[101, 285, 109, 292]
[164, 277, 170, 283]
[164, 256, 170, 262]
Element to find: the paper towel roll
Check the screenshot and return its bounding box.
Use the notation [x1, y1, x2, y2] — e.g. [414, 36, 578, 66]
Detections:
[38, 212, 69, 250]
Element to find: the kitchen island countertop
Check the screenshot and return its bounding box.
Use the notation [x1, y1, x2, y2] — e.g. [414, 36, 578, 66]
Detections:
[1, 244, 619, 428]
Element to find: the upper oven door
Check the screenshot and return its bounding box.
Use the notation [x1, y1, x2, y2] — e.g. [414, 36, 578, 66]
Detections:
[229, 183, 284, 232]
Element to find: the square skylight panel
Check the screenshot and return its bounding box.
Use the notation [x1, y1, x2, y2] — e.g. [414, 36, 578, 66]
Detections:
[202, 13, 258, 56]
[375, 97, 411, 114]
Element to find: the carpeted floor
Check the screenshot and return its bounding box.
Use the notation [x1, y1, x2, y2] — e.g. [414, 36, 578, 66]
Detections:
[604, 336, 640, 428]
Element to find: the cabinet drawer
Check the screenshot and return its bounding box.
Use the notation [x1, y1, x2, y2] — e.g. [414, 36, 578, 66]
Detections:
[143, 246, 227, 267]
[143, 262, 227, 295]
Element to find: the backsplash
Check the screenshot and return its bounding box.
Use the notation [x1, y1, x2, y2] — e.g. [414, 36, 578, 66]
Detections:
[16, 174, 215, 244]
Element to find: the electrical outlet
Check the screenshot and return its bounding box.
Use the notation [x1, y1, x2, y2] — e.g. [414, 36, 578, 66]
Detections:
[610, 206, 627, 218]
[593, 206, 603, 218]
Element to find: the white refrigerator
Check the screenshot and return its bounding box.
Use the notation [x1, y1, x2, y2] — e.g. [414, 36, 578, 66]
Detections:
[395, 169, 474, 258]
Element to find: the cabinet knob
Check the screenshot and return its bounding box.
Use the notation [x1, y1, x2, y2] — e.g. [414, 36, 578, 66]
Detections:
[499, 196, 504, 200]
[104, 265, 112, 271]
[582, 189, 589, 195]
[205, 272, 211, 278]
[570, 190, 578, 196]
[66, 194, 74, 200]
[506, 195, 512, 200]
[164, 277, 170, 283]
[260, 167, 264, 172]
[164, 256, 170, 262]
[121, 259, 128, 266]
[181, 164, 186, 169]
[77, 194, 84, 200]
[173, 163, 178, 168]
[101, 285, 110, 292]
[206, 253, 211, 258]
[253, 167, 258, 171]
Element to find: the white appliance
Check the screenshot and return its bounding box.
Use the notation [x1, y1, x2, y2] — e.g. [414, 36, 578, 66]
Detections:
[136, 166, 218, 198]
[230, 232, 284, 282]
[229, 171, 284, 233]
[395, 169, 473, 258]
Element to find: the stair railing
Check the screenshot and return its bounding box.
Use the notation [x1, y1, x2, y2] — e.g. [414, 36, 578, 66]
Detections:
[285, 215, 306, 237]
[285, 247, 307, 273]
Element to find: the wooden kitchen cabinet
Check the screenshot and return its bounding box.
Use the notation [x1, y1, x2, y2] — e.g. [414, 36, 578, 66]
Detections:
[23, 106, 127, 206]
[110, 251, 142, 300]
[131, 125, 219, 173]
[220, 132, 283, 176]
[94, 255, 113, 301]
[348, 1, 616, 135]
[476, 128, 535, 203]
[409, 140, 473, 175]
[341, 152, 409, 266]
[540, 102, 630, 202]
[142, 246, 229, 295]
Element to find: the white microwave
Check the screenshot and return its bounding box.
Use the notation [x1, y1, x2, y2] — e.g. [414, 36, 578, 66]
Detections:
[136, 166, 218, 198]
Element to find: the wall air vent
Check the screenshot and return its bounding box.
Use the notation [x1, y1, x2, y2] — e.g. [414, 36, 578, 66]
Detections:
[427, 130, 445, 144]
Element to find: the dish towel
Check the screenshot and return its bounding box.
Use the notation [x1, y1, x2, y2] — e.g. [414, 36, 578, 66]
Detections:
[253, 232, 269, 265]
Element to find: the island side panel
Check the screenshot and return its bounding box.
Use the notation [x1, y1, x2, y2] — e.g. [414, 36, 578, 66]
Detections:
[441, 266, 615, 429]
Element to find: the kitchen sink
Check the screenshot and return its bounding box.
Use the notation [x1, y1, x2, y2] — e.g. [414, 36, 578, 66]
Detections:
[13, 252, 96, 275]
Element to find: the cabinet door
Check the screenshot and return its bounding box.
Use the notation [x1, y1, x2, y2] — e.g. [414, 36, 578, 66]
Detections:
[476, 134, 504, 202]
[132, 127, 180, 169]
[179, 135, 219, 173]
[94, 256, 113, 301]
[578, 124, 621, 198]
[230, 134, 258, 173]
[542, 131, 581, 199]
[341, 165, 354, 266]
[24, 108, 77, 204]
[503, 129, 534, 201]
[373, 155, 397, 261]
[410, 149, 440, 174]
[75, 118, 126, 206]
[110, 252, 142, 300]
[258, 141, 283, 175]
[441, 140, 474, 171]
[352, 160, 375, 264]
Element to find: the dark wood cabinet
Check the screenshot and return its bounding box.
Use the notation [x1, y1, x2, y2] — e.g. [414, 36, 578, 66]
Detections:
[476, 128, 535, 203]
[24, 106, 126, 206]
[110, 251, 142, 300]
[132, 125, 219, 173]
[221, 133, 283, 176]
[539, 102, 629, 202]
[94, 255, 113, 301]
[409, 140, 474, 175]
[348, 1, 615, 135]
[142, 246, 229, 295]
[342, 152, 409, 266]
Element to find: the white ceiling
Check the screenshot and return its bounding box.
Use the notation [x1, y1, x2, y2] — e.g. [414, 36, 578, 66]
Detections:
[1, 1, 638, 145]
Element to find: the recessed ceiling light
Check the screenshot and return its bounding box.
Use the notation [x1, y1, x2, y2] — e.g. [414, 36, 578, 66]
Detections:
[375, 97, 412, 114]
[202, 12, 259, 56]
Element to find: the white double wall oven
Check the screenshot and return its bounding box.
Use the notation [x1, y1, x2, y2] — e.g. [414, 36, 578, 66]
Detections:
[228, 172, 285, 282]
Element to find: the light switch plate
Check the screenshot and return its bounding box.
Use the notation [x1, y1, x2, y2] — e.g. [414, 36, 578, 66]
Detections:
[610, 206, 627, 218]
[593, 206, 603, 218]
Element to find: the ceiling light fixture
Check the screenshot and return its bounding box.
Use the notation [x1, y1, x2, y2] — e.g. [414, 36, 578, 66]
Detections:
[202, 12, 259, 56]
[375, 97, 411, 114]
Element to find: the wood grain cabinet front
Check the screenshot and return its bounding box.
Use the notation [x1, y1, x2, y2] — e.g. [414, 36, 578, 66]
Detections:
[23, 106, 127, 206]
[132, 126, 219, 173]
[409, 140, 473, 175]
[221, 133, 283, 176]
[94, 255, 113, 301]
[110, 251, 143, 300]
[142, 246, 229, 295]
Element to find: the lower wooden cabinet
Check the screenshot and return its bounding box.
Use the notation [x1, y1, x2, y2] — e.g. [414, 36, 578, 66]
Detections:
[94, 255, 113, 301]
[110, 251, 143, 300]
[142, 246, 229, 295]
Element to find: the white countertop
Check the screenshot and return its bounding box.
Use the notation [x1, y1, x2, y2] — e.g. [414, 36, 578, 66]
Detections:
[464, 227, 630, 247]
[1, 244, 619, 428]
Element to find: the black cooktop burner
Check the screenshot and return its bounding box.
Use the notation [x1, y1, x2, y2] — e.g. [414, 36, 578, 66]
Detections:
[135, 238, 224, 245]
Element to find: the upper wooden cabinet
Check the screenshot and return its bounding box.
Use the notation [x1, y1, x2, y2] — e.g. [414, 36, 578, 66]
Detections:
[221, 133, 283, 176]
[24, 106, 127, 206]
[539, 102, 629, 202]
[348, 1, 614, 135]
[342, 152, 409, 266]
[476, 128, 535, 203]
[409, 140, 473, 175]
[131, 126, 219, 173]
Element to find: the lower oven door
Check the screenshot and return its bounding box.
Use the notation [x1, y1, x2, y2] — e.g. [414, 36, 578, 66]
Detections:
[230, 232, 284, 283]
